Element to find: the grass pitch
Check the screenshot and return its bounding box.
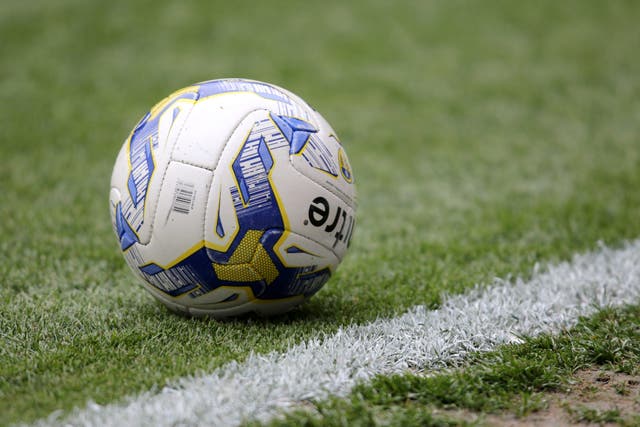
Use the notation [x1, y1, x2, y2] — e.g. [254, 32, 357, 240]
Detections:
[1, 0, 640, 425]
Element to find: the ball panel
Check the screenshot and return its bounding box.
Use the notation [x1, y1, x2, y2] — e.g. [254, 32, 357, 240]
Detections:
[288, 132, 356, 207]
[171, 95, 263, 170]
[131, 161, 213, 267]
[270, 157, 356, 259]
[272, 230, 340, 270]
[109, 93, 197, 248]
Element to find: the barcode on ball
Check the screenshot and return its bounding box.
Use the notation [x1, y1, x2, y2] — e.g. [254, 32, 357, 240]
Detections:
[172, 181, 196, 215]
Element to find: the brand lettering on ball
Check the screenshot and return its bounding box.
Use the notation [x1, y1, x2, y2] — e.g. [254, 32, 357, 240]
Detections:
[307, 196, 355, 248]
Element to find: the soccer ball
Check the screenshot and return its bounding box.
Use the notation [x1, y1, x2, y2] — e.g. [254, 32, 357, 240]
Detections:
[109, 79, 357, 317]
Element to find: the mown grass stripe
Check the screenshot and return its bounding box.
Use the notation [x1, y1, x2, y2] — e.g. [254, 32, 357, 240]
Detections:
[31, 240, 640, 427]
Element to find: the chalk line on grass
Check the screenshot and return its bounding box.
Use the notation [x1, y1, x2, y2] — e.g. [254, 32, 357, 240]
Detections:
[34, 240, 640, 427]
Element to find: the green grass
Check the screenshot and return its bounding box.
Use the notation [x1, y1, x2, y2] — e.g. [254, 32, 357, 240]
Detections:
[1, 0, 640, 425]
[259, 304, 640, 426]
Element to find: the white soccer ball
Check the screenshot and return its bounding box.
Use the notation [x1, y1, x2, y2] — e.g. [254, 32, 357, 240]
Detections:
[109, 79, 357, 317]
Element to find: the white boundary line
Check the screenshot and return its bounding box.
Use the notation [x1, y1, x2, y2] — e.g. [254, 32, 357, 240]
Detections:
[34, 240, 640, 427]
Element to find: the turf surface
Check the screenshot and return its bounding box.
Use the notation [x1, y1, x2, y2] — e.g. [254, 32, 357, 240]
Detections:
[1, 0, 640, 425]
[257, 304, 640, 426]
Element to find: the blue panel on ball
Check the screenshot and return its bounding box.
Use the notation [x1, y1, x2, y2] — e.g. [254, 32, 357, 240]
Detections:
[221, 293, 239, 303]
[257, 136, 273, 172]
[289, 267, 331, 297]
[139, 263, 164, 275]
[127, 122, 156, 209]
[216, 215, 225, 238]
[127, 173, 138, 207]
[115, 202, 138, 251]
[196, 79, 290, 104]
[271, 114, 317, 154]
[291, 132, 311, 155]
[270, 114, 294, 142]
[140, 248, 213, 297]
[228, 132, 281, 238]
